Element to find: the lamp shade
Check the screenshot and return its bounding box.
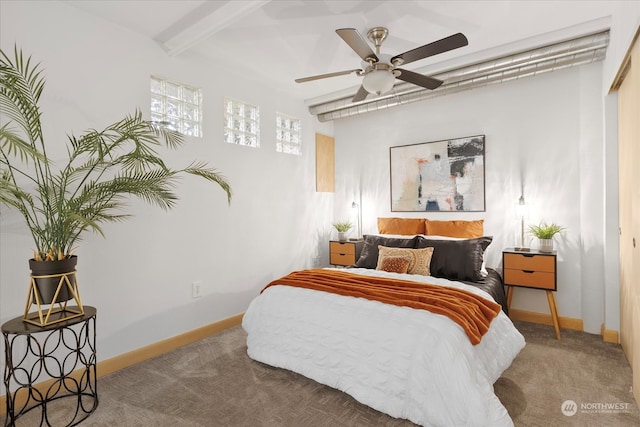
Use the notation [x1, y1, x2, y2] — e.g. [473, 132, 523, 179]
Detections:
[362, 69, 395, 95]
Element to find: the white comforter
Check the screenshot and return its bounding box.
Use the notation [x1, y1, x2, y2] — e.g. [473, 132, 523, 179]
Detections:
[242, 268, 525, 427]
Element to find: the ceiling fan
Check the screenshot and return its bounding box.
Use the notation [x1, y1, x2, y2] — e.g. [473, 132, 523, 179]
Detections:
[295, 27, 468, 102]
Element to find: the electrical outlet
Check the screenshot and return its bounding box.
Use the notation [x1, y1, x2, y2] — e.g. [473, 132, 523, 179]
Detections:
[192, 281, 202, 299]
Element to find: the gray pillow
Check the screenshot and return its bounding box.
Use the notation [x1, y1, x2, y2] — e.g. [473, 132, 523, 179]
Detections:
[415, 236, 492, 282]
[354, 235, 418, 269]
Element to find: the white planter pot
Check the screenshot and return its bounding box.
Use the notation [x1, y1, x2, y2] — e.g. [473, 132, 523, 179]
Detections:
[538, 238, 554, 253]
[338, 232, 347, 242]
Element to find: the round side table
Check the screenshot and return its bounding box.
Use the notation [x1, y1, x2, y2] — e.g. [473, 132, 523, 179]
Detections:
[2, 306, 98, 426]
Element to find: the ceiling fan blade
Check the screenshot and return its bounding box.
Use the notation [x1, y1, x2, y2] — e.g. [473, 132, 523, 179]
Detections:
[336, 28, 379, 62]
[391, 33, 468, 66]
[351, 85, 369, 102]
[295, 69, 362, 83]
[396, 68, 443, 90]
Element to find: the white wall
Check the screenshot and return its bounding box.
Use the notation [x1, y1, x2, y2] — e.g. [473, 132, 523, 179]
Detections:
[0, 0, 334, 370]
[333, 63, 606, 332]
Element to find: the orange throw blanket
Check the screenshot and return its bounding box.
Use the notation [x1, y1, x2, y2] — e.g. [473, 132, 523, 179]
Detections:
[262, 269, 501, 345]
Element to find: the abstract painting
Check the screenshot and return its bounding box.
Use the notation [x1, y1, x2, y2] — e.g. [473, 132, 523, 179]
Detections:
[390, 135, 485, 212]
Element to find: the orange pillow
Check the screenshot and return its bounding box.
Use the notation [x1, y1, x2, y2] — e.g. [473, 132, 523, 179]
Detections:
[424, 219, 484, 238]
[377, 217, 426, 235]
[377, 256, 412, 274]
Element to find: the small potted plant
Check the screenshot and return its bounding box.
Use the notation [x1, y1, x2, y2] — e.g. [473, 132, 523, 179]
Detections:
[332, 221, 353, 242]
[528, 222, 566, 253]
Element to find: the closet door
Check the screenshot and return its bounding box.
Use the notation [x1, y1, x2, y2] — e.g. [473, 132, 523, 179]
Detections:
[618, 32, 640, 405]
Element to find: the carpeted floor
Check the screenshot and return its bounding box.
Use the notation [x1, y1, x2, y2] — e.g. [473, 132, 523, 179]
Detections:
[4, 321, 639, 426]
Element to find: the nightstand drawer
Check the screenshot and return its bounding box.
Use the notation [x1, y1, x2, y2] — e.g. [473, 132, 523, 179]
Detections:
[330, 252, 356, 266]
[504, 269, 556, 290]
[329, 240, 363, 266]
[503, 253, 555, 272]
[330, 241, 356, 255]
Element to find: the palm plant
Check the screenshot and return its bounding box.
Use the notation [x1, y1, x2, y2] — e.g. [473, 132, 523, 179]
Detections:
[0, 47, 232, 262]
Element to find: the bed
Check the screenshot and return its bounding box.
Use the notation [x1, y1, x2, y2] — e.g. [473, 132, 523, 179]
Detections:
[243, 223, 525, 427]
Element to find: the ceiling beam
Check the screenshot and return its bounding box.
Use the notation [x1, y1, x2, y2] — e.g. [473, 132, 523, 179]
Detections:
[161, 0, 271, 57]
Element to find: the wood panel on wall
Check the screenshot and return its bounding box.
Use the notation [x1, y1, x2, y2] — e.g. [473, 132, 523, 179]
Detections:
[614, 27, 640, 405]
[316, 133, 335, 192]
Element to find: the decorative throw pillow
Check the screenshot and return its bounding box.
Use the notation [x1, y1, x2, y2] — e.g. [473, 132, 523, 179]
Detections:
[355, 235, 418, 269]
[424, 219, 484, 238]
[376, 246, 434, 276]
[377, 256, 412, 274]
[421, 234, 489, 277]
[377, 217, 426, 235]
[415, 236, 492, 281]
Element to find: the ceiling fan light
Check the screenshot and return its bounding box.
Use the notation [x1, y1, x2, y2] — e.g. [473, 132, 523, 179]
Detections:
[362, 69, 395, 95]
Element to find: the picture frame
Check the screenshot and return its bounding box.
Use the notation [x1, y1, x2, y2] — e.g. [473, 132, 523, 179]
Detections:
[390, 135, 485, 212]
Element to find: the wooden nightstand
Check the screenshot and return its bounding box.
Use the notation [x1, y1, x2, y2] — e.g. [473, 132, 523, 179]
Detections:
[330, 240, 364, 266]
[502, 248, 561, 339]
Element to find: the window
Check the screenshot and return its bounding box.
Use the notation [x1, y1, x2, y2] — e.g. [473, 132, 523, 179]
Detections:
[150, 76, 202, 137]
[223, 97, 260, 147]
[276, 113, 302, 155]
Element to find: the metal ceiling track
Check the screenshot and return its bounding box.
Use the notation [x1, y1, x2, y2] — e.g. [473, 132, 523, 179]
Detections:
[309, 30, 610, 122]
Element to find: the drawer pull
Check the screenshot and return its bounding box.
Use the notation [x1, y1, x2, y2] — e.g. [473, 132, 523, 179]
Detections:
[523, 254, 535, 258]
[522, 270, 535, 274]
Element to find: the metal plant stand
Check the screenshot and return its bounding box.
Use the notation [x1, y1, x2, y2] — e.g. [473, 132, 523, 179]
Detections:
[2, 306, 98, 426]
